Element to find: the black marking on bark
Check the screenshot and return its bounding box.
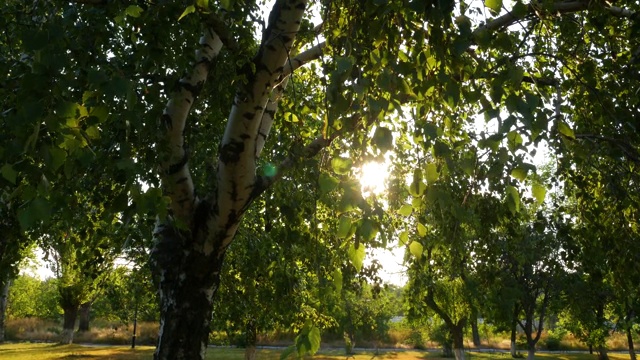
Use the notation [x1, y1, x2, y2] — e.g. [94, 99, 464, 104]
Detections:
[254, 105, 264, 111]
[166, 150, 189, 175]
[295, 2, 305, 9]
[230, 180, 240, 201]
[176, 177, 189, 184]
[243, 112, 255, 120]
[266, 44, 277, 52]
[178, 81, 203, 98]
[162, 114, 173, 130]
[257, 131, 267, 140]
[281, 35, 292, 44]
[219, 140, 244, 164]
[264, 108, 276, 118]
[239, 134, 251, 140]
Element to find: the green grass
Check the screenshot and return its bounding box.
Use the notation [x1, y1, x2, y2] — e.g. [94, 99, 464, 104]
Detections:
[0, 343, 631, 360]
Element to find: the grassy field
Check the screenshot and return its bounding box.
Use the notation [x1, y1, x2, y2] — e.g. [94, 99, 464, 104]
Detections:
[0, 343, 633, 360]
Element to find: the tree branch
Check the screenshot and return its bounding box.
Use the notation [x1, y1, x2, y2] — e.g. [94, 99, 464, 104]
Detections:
[215, 0, 307, 248]
[474, 0, 636, 36]
[159, 28, 223, 224]
[574, 133, 640, 164]
[255, 42, 325, 158]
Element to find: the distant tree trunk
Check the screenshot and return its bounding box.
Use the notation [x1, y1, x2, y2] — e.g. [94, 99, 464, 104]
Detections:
[0, 278, 11, 343]
[451, 323, 466, 360]
[627, 326, 636, 360]
[510, 308, 518, 358]
[470, 314, 481, 347]
[244, 320, 257, 360]
[77, 302, 91, 332]
[526, 344, 536, 360]
[61, 304, 79, 344]
[597, 344, 609, 360]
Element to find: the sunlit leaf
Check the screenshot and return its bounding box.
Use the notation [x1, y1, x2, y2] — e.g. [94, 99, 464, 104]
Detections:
[178, 5, 196, 21]
[337, 216, 352, 238]
[511, 167, 528, 182]
[417, 223, 427, 237]
[532, 183, 547, 203]
[485, 0, 502, 13]
[399, 231, 409, 246]
[425, 163, 438, 183]
[398, 204, 413, 216]
[409, 241, 423, 260]
[124, 5, 144, 17]
[331, 157, 352, 175]
[348, 243, 366, 271]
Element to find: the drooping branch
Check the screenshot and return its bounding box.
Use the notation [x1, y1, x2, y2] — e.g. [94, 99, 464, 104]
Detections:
[159, 28, 223, 224]
[214, 0, 307, 248]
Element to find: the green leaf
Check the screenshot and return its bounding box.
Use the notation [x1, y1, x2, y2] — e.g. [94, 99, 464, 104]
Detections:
[331, 157, 352, 175]
[178, 5, 196, 21]
[1, 164, 18, 185]
[358, 219, 378, 241]
[425, 163, 439, 183]
[220, 0, 234, 10]
[307, 326, 321, 354]
[279, 345, 296, 360]
[417, 223, 427, 237]
[373, 126, 394, 152]
[196, 0, 209, 8]
[409, 241, 423, 260]
[505, 185, 520, 214]
[124, 5, 144, 17]
[532, 183, 547, 203]
[348, 243, 366, 271]
[332, 268, 343, 292]
[398, 204, 413, 216]
[49, 147, 67, 171]
[507, 131, 523, 151]
[337, 216, 352, 238]
[558, 122, 575, 139]
[399, 231, 409, 246]
[485, 0, 502, 13]
[318, 172, 339, 195]
[510, 167, 528, 182]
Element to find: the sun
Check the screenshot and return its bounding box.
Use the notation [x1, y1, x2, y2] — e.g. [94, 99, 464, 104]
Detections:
[357, 161, 389, 197]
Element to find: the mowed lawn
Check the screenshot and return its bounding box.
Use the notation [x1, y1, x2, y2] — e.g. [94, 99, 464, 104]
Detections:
[0, 343, 632, 360]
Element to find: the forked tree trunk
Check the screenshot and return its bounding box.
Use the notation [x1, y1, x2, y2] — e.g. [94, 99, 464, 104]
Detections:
[77, 302, 91, 332]
[0, 278, 11, 343]
[627, 326, 636, 360]
[61, 304, 79, 344]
